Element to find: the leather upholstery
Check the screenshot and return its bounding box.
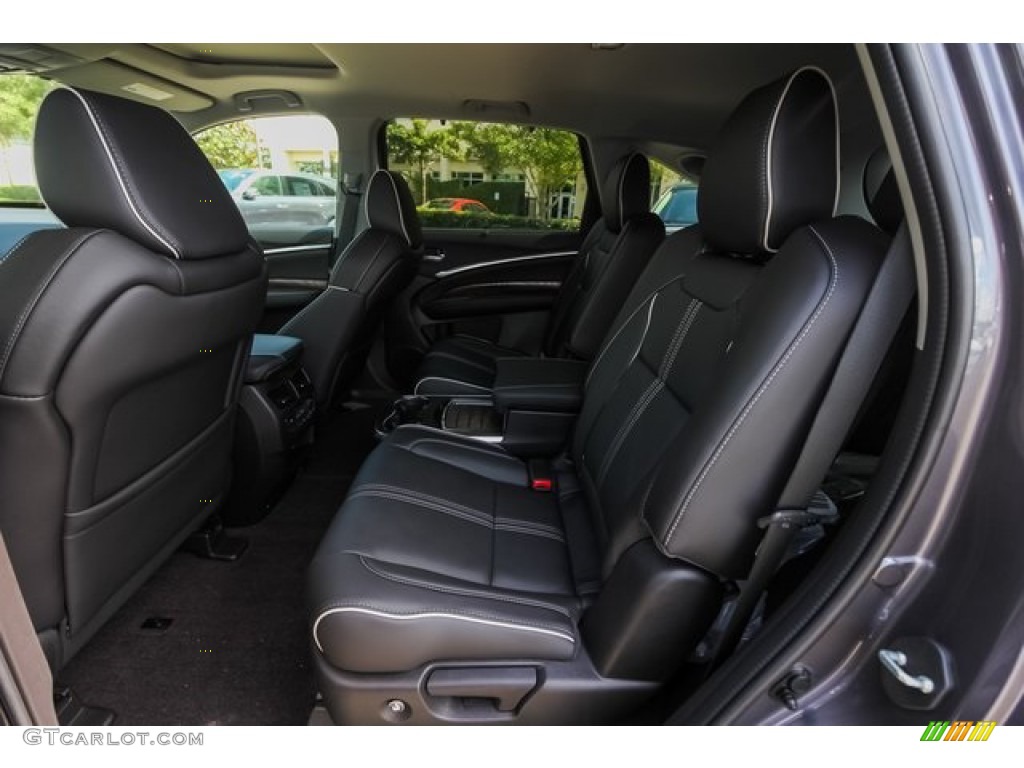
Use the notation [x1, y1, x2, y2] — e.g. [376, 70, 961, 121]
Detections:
[863, 147, 903, 235]
[280, 171, 422, 405]
[0, 89, 266, 666]
[602, 152, 651, 233]
[308, 68, 895, 723]
[365, 168, 423, 248]
[698, 67, 839, 255]
[492, 357, 588, 413]
[35, 88, 250, 260]
[415, 154, 663, 396]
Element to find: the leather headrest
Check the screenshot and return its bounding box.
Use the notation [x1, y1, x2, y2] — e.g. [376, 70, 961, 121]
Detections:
[863, 147, 903, 235]
[34, 88, 250, 260]
[698, 67, 840, 256]
[602, 152, 651, 233]
[365, 170, 422, 249]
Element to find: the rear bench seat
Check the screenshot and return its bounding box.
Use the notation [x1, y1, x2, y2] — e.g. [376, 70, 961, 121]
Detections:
[308, 67, 892, 724]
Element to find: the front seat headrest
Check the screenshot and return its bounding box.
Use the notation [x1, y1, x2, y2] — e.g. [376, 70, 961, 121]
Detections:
[34, 88, 250, 260]
[602, 152, 651, 234]
[365, 170, 422, 250]
[863, 147, 903, 235]
[698, 66, 840, 256]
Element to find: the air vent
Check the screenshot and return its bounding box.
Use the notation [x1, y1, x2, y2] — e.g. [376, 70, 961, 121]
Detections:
[268, 382, 298, 410]
[291, 370, 314, 399]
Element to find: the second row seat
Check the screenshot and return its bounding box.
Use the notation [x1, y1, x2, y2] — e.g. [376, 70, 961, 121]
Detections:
[414, 152, 665, 397]
[308, 66, 894, 724]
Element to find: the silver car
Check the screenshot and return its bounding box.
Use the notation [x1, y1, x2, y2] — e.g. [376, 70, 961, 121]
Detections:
[218, 169, 337, 246]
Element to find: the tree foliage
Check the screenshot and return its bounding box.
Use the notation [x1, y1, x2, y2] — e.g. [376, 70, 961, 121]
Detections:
[411, 121, 582, 220]
[389, 119, 462, 203]
[195, 121, 259, 169]
[0, 74, 53, 147]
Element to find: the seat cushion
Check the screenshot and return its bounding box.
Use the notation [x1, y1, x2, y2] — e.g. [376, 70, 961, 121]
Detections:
[414, 335, 528, 397]
[307, 425, 601, 673]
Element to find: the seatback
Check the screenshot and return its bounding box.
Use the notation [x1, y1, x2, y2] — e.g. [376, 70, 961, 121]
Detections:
[280, 170, 422, 405]
[542, 153, 664, 359]
[570, 68, 893, 677]
[0, 88, 267, 664]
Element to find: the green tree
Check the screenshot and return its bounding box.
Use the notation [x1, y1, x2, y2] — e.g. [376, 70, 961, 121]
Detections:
[195, 121, 259, 169]
[456, 122, 581, 220]
[0, 74, 52, 147]
[0, 74, 53, 186]
[389, 119, 461, 203]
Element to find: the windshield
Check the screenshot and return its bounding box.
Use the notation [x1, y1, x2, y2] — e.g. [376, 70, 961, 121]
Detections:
[217, 169, 256, 192]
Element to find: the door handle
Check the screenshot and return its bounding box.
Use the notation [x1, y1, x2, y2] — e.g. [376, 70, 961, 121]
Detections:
[423, 248, 446, 263]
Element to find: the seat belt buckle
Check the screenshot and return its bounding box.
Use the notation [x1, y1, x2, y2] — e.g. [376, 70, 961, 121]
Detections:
[528, 459, 554, 492]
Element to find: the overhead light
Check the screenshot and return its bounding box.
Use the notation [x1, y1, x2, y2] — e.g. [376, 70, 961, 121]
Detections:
[591, 43, 625, 51]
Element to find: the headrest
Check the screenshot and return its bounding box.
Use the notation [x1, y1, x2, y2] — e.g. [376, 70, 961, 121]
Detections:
[698, 67, 840, 256]
[863, 147, 903, 235]
[365, 170, 422, 249]
[602, 153, 651, 233]
[34, 88, 250, 260]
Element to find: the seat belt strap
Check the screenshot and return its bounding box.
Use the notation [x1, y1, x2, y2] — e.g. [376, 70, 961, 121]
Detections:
[0, 532, 58, 725]
[710, 224, 916, 668]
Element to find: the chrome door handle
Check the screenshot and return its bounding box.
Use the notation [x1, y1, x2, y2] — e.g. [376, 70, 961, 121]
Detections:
[423, 248, 446, 263]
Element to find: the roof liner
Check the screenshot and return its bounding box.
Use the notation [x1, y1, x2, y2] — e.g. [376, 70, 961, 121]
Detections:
[39, 43, 863, 148]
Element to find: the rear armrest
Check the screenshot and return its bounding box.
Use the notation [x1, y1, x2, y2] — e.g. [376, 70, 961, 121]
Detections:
[493, 358, 588, 414]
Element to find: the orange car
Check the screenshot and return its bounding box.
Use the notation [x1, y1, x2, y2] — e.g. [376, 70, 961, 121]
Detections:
[420, 197, 491, 213]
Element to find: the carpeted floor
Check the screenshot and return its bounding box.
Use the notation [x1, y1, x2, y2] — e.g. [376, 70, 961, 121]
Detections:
[57, 404, 382, 726]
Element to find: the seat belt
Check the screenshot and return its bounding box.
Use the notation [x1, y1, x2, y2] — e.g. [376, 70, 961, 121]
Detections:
[710, 224, 917, 668]
[0, 532, 58, 725]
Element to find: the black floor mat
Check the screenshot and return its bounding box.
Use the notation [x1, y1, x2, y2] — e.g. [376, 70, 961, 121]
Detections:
[57, 404, 382, 726]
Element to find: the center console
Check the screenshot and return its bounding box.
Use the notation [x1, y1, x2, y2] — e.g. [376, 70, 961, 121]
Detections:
[223, 334, 316, 525]
[378, 357, 588, 457]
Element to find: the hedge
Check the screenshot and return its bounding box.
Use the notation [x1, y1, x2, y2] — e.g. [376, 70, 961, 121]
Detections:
[418, 210, 580, 231]
[0, 185, 42, 203]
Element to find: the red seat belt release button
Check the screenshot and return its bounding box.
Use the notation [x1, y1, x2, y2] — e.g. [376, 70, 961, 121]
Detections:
[531, 477, 553, 492]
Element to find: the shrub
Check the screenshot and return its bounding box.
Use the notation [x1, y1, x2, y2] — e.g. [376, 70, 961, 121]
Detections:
[418, 210, 579, 231]
[0, 185, 42, 203]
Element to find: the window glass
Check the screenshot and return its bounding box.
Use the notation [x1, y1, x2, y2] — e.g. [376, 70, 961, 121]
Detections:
[195, 114, 339, 248]
[386, 118, 588, 231]
[649, 157, 698, 231]
[0, 74, 61, 254]
[251, 175, 282, 196]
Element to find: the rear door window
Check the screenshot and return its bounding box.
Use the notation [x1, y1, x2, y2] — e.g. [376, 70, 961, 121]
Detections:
[386, 118, 588, 231]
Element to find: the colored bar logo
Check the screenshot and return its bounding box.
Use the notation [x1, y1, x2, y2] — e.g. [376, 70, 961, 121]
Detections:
[920, 721, 997, 741]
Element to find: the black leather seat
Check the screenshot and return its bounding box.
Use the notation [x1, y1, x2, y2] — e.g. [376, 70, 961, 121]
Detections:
[414, 153, 664, 397]
[308, 67, 892, 724]
[279, 170, 422, 406]
[0, 88, 267, 666]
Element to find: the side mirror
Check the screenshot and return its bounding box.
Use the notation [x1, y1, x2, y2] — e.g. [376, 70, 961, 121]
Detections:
[242, 188, 260, 201]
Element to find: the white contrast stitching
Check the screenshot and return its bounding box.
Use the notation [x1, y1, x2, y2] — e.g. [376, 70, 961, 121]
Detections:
[357, 555, 573, 617]
[312, 605, 575, 654]
[662, 225, 839, 546]
[0, 232, 95, 380]
[595, 298, 701, 487]
[64, 89, 181, 259]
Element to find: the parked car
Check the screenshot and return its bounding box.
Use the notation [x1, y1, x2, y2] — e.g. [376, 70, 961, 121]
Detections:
[218, 169, 337, 246]
[421, 197, 492, 213]
[652, 182, 698, 231]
